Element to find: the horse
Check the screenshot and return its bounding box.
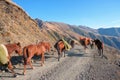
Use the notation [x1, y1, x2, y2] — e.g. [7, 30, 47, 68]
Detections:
[23, 42, 51, 75]
[54, 39, 73, 61]
[79, 36, 92, 50]
[93, 39, 104, 57]
[0, 42, 22, 77]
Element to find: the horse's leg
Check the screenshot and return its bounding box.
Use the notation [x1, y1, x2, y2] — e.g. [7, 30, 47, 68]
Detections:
[98, 49, 100, 56]
[40, 53, 45, 66]
[99, 49, 103, 57]
[84, 46, 87, 53]
[8, 61, 17, 77]
[29, 61, 34, 69]
[100, 48, 103, 58]
[58, 50, 61, 61]
[61, 51, 63, 57]
[23, 58, 32, 75]
[8, 56, 16, 77]
[23, 64, 27, 75]
[57, 46, 61, 61]
[63, 50, 66, 57]
[64, 51, 65, 57]
[28, 57, 34, 69]
[42, 53, 45, 64]
[23, 58, 34, 75]
[23, 57, 27, 75]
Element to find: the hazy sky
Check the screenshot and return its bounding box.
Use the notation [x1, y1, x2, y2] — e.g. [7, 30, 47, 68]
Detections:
[13, 0, 120, 29]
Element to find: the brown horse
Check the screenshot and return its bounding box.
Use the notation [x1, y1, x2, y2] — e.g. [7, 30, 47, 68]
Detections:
[2, 42, 22, 77]
[54, 39, 74, 61]
[23, 42, 51, 75]
[79, 36, 92, 50]
[93, 39, 104, 57]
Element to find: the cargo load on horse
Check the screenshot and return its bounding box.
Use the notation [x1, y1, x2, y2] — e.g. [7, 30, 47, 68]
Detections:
[54, 38, 74, 61]
[0, 44, 9, 65]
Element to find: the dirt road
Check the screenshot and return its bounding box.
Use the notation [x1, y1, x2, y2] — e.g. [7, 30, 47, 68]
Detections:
[0, 45, 120, 80]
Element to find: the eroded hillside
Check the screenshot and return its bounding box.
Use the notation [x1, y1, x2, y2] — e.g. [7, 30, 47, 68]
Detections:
[0, 0, 52, 46]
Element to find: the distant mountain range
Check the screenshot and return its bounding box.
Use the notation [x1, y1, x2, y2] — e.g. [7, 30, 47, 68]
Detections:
[35, 18, 120, 49]
[98, 28, 120, 37]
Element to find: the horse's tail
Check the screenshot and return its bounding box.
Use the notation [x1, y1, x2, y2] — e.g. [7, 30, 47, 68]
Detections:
[23, 47, 28, 65]
[102, 42, 104, 54]
[54, 42, 58, 49]
[54, 42, 60, 52]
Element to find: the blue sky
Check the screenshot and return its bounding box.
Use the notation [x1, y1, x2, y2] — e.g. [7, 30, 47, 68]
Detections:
[13, 0, 120, 29]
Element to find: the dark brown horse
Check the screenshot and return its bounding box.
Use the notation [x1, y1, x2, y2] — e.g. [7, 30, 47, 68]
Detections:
[3, 42, 22, 77]
[54, 39, 74, 61]
[93, 39, 104, 57]
[23, 42, 51, 75]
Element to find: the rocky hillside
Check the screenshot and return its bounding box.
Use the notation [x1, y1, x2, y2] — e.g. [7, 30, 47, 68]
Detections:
[0, 0, 53, 47]
[35, 18, 81, 41]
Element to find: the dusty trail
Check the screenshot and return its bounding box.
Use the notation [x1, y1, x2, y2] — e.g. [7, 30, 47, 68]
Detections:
[0, 45, 120, 80]
[39, 49, 92, 80]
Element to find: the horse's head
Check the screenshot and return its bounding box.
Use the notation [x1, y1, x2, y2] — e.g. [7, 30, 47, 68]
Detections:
[15, 42, 22, 56]
[93, 39, 99, 44]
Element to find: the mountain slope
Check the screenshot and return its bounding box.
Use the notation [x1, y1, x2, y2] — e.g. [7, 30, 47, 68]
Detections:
[35, 19, 81, 41]
[98, 28, 120, 37]
[0, 0, 52, 46]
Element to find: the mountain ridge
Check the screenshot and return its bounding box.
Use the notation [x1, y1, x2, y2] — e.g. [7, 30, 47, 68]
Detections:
[35, 18, 120, 49]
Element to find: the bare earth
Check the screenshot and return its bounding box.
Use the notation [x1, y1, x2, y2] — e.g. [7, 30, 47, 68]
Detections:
[0, 45, 120, 80]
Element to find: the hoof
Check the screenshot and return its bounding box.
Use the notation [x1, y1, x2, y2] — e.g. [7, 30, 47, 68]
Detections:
[41, 63, 44, 66]
[13, 74, 18, 77]
[32, 67, 35, 69]
[2, 70, 5, 73]
[23, 72, 26, 75]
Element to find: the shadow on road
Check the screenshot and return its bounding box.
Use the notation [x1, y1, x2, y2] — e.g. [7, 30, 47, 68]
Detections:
[67, 52, 84, 57]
